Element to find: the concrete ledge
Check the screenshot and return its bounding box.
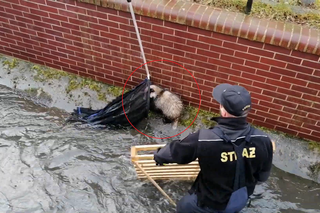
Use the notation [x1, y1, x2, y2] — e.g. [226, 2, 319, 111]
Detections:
[77, 0, 320, 56]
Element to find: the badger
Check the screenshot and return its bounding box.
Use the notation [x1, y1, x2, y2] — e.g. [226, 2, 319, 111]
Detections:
[148, 84, 183, 130]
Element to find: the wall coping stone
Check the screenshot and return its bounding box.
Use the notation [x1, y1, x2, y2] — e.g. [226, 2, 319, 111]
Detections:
[75, 0, 320, 56]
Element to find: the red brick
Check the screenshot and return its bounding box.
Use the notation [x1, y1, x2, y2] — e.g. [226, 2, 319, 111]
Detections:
[7, 34, 23, 43]
[151, 37, 173, 48]
[260, 58, 287, 68]
[292, 85, 318, 95]
[152, 25, 174, 35]
[197, 49, 219, 59]
[248, 47, 274, 58]
[199, 36, 222, 46]
[19, 51, 37, 58]
[274, 53, 302, 64]
[265, 118, 289, 128]
[12, 4, 30, 12]
[175, 30, 197, 40]
[249, 114, 266, 122]
[287, 96, 312, 107]
[28, 57, 45, 65]
[266, 79, 291, 89]
[221, 55, 244, 65]
[217, 67, 241, 77]
[277, 88, 302, 98]
[58, 9, 77, 18]
[16, 41, 32, 49]
[186, 40, 210, 50]
[296, 73, 320, 84]
[74, 52, 92, 61]
[237, 37, 263, 49]
[297, 132, 318, 142]
[108, 14, 129, 25]
[256, 70, 281, 80]
[78, 14, 98, 24]
[30, 8, 49, 17]
[0, 27, 12, 34]
[0, 40, 9, 47]
[269, 109, 292, 118]
[23, 12, 42, 21]
[5, 8, 23, 16]
[256, 110, 278, 120]
[174, 42, 196, 53]
[0, 16, 9, 23]
[273, 98, 297, 109]
[173, 55, 195, 65]
[262, 90, 286, 100]
[302, 94, 320, 103]
[47, 0, 66, 9]
[80, 26, 99, 36]
[274, 126, 297, 136]
[222, 41, 248, 52]
[150, 50, 171, 60]
[163, 47, 184, 57]
[252, 92, 273, 102]
[245, 61, 269, 71]
[164, 34, 186, 44]
[1, 37, 17, 45]
[85, 59, 103, 68]
[271, 67, 297, 78]
[229, 75, 252, 85]
[66, 5, 86, 14]
[263, 43, 291, 55]
[208, 58, 231, 68]
[307, 82, 320, 91]
[194, 73, 215, 82]
[210, 45, 234, 56]
[36, 55, 53, 63]
[260, 100, 283, 110]
[184, 64, 206, 75]
[282, 76, 307, 86]
[297, 105, 320, 115]
[19, 1, 39, 9]
[307, 113, 320, 121]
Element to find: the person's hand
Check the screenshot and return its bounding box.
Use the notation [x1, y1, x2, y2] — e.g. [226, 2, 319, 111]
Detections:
[154, 147, 164, 166]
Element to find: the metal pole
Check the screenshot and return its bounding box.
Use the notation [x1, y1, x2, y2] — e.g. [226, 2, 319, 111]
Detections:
[127, 0, 150, 80]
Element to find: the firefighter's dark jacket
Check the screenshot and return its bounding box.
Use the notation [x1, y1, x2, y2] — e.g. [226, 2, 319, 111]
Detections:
[154, 116, 274, 210]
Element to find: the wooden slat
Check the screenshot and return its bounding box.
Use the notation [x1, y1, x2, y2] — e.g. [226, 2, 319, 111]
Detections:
[131, 141, 276, 181]
[131, 144, 200, 181]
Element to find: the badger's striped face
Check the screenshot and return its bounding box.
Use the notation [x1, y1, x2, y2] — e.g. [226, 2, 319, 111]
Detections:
[149, 85, 161, 99]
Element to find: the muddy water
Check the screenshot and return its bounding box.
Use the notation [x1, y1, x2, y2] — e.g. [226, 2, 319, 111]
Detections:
[0, 84, 319, 213]
[0, 55, 320, 213]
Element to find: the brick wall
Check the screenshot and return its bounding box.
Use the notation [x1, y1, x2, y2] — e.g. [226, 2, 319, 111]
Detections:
[0, 0, 319, 142]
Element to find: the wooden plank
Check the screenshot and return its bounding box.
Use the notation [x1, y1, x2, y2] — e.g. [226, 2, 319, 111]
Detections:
[135, 165, 200, 169]
[131, 144, 200, 181]
[136, 169, 200, 173]
[134, 144, 166, 151]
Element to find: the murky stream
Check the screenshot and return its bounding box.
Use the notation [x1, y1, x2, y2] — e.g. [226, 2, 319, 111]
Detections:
[0, 83, 319, 213]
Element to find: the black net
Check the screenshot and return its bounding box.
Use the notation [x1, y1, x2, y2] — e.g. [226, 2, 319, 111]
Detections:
[66, 78, 151, 129]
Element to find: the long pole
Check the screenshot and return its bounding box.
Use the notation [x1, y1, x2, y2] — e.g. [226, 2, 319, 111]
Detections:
[133, 161, 177, 207]
[127, 0, 150, 80]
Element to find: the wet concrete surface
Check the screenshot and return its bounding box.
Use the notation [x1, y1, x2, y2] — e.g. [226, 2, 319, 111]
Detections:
[0, 55, 319, 212]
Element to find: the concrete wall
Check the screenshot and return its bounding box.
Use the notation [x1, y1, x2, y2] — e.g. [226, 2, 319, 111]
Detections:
[0, 0, 319, 142]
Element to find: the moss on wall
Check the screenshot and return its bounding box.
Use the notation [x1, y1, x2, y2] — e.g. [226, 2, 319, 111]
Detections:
[308, 161, 320, 180]
[2, 58, 19, 72]
[30, 64, 131, 102]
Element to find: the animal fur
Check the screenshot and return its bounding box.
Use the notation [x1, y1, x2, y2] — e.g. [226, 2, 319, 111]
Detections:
[149, 84, 183, 130]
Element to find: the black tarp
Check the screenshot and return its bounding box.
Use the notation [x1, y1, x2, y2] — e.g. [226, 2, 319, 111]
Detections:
[66, 78, 151, 129]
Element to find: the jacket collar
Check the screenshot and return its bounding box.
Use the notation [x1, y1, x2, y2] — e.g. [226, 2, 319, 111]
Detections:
[210, 116, 249, 130]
